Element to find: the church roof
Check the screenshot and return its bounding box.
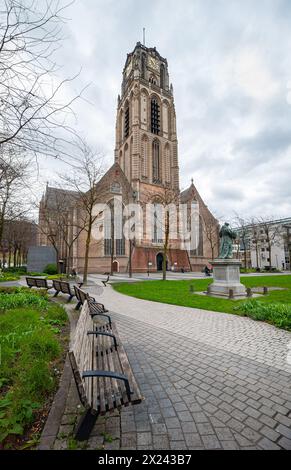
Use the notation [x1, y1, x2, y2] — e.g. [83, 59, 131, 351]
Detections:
[43, 186, 79, 210]
[180, 180, 198, 203]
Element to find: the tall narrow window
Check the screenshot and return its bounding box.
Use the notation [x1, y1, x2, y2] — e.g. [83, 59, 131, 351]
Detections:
[151, 98, 160, 135]
[152, 140, 160, 183]
[124, 105, 130, 138]
[104, 202, 125, 256]
[160, 64, 165, 88]
[141, 53, 146, 79]
[190, 215, 204, 257]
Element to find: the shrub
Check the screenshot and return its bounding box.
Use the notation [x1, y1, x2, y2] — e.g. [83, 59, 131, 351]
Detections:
[235, 300, 291, 330]
[0, 291, 48, 311]
[3, 266, 27, 274]
[43, 263, 58, 275]
[0, 271, 20, 282]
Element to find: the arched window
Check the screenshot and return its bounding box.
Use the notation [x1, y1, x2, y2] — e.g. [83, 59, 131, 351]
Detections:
[141, 135, 148, 178]
[164, 145, 171, 183]
[104, 200, 125, 256]
[152, 203, 163, 243]
[191, 215, 204, 257]
[119, 109, 123, 143]
[110, 182, 121, 194]
[124, 143, 130, 180]
[124, 104, 130, 138]
[160, 64, 165, 88]
[152, 139, 161, 183]
[151, 97, 160, 135]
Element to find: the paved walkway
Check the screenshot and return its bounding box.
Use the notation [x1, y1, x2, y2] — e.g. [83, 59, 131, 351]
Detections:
[42, 283, 291, 450]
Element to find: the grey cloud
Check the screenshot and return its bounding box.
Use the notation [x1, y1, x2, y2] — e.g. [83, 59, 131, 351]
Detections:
[34, 0, 291, 220]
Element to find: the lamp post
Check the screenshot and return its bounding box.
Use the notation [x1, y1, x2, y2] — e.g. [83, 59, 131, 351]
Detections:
[147, 261, 152, 277]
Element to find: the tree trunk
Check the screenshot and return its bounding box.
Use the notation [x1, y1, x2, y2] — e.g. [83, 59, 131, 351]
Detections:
[83, 224, 92, 284]
[110, 214, 114, 276]
[211, 245, 215, 261]
[244, 244, 247, 272]
[163, 212, 169, 281]
[255, 243, 259, 268]
[129, 240, 132, 278]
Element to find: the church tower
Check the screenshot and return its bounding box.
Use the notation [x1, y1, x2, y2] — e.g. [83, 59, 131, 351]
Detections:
[114, 42, 179, 202]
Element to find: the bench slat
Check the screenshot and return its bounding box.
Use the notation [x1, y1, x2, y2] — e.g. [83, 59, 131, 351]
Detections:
[111, 323, 143, 404]
[70, 301, 143, 440]
[96, 333, 106, 414]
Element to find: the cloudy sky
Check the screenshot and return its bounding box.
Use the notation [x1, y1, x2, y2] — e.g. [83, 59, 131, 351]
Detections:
[38, 0, 291, 221]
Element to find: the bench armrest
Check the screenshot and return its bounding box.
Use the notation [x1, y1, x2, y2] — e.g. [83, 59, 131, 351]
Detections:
[89, 312, 112, 327]
[82, 370, 131, 399]
[87, 331, 117, 349]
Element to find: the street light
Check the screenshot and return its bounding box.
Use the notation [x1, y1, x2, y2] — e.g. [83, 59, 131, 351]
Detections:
[147, 261, 152, 277]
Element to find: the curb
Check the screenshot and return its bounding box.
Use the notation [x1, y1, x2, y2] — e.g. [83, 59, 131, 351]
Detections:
[38, 355, 72, 450]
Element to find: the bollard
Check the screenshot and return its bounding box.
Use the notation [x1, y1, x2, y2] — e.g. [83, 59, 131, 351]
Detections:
[246, 288, 252, 298]
[229, 289, 234, 299]
[263, 286, 268, 295]
[207, 285, 211, 295]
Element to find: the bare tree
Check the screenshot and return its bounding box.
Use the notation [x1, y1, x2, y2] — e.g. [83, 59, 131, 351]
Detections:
[249, 218, 261, 269]
[0, 145, 30, 245]
[144, 188, 179, 281]
[201, 213, 220, 261]
[234, 214, 250, 272]
[60, 140, 104, 283]
[0, 0, 84, 158]
[256, 217, 282, 270]
[37, 186, 81, 274]
[2, 217, 37, 267]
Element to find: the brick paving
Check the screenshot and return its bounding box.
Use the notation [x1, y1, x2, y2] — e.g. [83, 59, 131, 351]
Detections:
[49, 284, 291, 450]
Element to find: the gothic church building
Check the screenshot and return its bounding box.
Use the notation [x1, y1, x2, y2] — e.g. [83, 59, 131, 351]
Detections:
[39, 43, 218, 273]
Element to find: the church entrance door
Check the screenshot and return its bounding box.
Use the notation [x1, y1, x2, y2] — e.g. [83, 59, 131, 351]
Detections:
[156, 253, 166, 271]
[112, 260, 119, 272]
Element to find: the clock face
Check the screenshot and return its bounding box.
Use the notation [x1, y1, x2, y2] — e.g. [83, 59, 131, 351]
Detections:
[148, 56, 159, 71]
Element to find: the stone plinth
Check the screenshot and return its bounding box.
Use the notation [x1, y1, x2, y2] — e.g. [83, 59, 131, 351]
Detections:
[208, 259, 246, 298]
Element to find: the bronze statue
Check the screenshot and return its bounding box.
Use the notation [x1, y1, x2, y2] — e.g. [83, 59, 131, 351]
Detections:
[219, 223, 237, 259]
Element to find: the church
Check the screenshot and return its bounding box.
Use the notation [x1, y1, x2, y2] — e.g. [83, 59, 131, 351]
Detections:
[39, 43, 219, 274]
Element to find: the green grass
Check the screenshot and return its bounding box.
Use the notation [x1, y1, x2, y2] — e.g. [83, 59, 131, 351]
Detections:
[0, 288, 68, 447]
[0, 272, 20, 282]
[113, 275, 291, 330]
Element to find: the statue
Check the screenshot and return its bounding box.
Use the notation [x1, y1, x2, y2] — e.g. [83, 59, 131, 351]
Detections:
[219, 223, 237, 259]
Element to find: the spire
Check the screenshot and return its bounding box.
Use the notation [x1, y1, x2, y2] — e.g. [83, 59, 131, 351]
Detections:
[191, 178, 194, 186]
[143, 27, 146, 46]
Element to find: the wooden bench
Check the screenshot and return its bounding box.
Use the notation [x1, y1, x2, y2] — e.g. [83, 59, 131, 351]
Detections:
[74, 285, 95, 310]
[102, 273, 110, 287]
[69, 301, 143, 440]
[52, 280, 75, 302]
[26, 277, 52, 290]
[87, 297, 112, 327]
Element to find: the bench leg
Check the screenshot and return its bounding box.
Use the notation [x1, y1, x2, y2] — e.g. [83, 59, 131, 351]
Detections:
[75, 301, 82, 310]
[67, 294, 74, 303]
[75, 409, 98, 441]
[53, 291, 59, 297]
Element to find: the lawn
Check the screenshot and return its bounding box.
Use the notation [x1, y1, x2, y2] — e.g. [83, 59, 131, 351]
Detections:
[113, 275, 291, 331]
[0, 287, 68, 449]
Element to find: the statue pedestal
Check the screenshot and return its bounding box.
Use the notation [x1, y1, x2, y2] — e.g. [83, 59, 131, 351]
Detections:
[208, 259, 246, 298]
